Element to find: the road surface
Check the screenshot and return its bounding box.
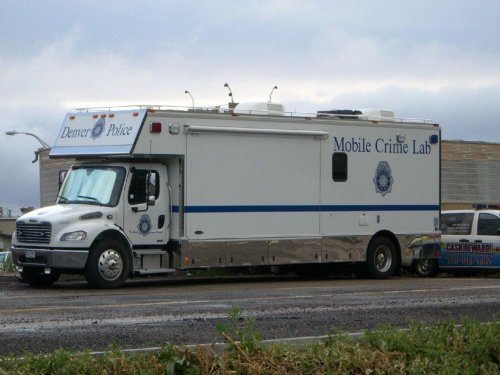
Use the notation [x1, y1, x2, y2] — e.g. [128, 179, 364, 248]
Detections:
[0, 273, 499, 355]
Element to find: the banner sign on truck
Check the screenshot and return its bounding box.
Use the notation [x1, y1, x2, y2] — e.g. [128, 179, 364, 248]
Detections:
[50, 109, 146, 157]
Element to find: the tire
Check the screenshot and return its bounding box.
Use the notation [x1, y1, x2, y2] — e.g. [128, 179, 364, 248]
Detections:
[20, 267, 61, 287]
[413, 258, 439, 277]
[366, 237, 397, 279]
[84, 240, 130, 289]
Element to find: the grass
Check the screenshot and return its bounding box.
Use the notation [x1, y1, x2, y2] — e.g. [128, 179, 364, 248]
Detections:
[0, 308, 499, 374]
[0, 258, 15, 272]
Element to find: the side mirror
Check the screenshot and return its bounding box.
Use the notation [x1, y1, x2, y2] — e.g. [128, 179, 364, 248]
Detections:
[59, 170, 68, 188]
[146, 172, 157, 206]
[148, 195, 156, 206]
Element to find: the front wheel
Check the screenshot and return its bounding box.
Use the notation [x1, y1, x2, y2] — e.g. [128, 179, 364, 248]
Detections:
[85, 240, 130, 289]
[366, 237, 397, 279]
[20, 267, 61, 287]
[413, 258, 439, 277]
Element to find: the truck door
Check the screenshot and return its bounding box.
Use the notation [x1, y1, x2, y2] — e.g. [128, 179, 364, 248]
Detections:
[123, 165, 169, 246]
[471, 212, 500, 267]
[440, 211, 475, 267]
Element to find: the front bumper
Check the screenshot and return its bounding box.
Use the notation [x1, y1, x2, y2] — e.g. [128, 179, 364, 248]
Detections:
[400, 234, 442, 267]
[11, 247, 89, 269]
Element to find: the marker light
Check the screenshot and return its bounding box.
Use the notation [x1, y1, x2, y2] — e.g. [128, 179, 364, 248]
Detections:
[150, 122, 162, 133]
[429, 134, 439, 144]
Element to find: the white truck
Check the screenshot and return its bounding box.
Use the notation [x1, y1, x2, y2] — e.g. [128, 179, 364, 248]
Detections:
[414, 209, 500, 277]
[11, 103, 441, 288]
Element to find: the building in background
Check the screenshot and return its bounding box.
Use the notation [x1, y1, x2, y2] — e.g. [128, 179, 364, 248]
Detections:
[0, 218, 16, 251]
[441, 141, 500, 210]
[39, 148, 75, 207]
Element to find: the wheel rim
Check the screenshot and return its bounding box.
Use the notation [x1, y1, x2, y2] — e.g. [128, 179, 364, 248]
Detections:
[98, 249, 123, 281]
[417, 259, 432, 274]
[374, 245, 392, 273]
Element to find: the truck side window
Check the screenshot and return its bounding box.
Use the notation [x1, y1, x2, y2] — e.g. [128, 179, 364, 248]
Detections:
[441, 213, 474, 235]
[477, 213, 500, 236]
[332, 152, 347, 181]
[128, 170, 160, 205]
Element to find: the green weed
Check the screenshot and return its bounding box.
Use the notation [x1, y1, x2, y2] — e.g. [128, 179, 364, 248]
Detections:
[0, 312, 499, 374]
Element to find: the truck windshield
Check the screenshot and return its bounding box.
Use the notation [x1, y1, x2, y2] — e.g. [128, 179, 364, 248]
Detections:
[57, 166, 126, 207]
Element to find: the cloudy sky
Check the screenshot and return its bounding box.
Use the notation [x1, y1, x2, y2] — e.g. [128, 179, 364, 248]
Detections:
[1, 0, 499, 215]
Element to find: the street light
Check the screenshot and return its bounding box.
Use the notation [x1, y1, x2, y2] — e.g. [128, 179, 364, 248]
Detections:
[224, 83, 234, 103]
[269, 86, 278, 102]
[5, 130, 50, 163]
[184, 90, 194, 108]
[5, 131, 50, 149]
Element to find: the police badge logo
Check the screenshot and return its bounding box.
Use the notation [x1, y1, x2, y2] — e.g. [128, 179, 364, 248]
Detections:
[373, 161, 393, 197]
[90, 117, 105, 140]
[137, 214, 152, 236]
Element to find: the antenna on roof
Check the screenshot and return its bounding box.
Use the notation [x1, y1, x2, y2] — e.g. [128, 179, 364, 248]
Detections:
[269, 86, 278, 102]
[224, 83, 234, 103]
[184, 90, 194, 108]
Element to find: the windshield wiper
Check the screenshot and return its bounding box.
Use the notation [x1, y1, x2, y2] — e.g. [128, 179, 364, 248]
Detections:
[57, 195, 69, 204]
[77, 195, 102, 205]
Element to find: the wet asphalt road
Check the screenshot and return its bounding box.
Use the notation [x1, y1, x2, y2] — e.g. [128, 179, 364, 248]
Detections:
[0, 273, 499, 355]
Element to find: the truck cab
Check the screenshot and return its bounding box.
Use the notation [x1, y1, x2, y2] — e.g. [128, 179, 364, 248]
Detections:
[12, 161, 174, 288]
[414, 210, 500, 276]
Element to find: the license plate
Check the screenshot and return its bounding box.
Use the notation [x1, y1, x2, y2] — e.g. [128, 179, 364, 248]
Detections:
[26, 250, 36, 259]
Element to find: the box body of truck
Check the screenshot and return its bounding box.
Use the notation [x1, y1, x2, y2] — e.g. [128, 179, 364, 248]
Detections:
[11, 104, 441, 288]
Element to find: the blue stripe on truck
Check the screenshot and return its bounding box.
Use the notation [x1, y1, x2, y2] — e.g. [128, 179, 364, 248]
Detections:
[172, 204, 439, 213]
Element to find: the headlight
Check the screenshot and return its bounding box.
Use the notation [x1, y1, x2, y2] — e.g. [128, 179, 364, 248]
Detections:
[60, 231, 87, 241]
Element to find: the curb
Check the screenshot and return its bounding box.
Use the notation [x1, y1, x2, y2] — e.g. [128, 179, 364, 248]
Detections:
[0, 273, 18, 282]
[89, 331, 367, 357]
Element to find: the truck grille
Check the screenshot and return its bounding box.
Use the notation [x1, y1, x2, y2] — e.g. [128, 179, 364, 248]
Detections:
[16, 222, 52, 244]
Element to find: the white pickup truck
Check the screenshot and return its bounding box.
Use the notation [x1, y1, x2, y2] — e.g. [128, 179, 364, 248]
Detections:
[415, 210, 500, 276]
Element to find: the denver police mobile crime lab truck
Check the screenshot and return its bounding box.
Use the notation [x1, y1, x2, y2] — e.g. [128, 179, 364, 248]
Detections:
[11, 102, 441, 288]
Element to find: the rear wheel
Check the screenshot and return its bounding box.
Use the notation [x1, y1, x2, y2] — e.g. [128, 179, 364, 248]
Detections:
[85, 240, 130, 289]
[20, 267, 61, 287]
[366, 237, 397, 279]
[413, 258, 439, 277]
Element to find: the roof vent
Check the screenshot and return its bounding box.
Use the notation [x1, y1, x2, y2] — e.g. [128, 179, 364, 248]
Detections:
[317, 108, 395, 122]
[234, 102, 284, 116]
